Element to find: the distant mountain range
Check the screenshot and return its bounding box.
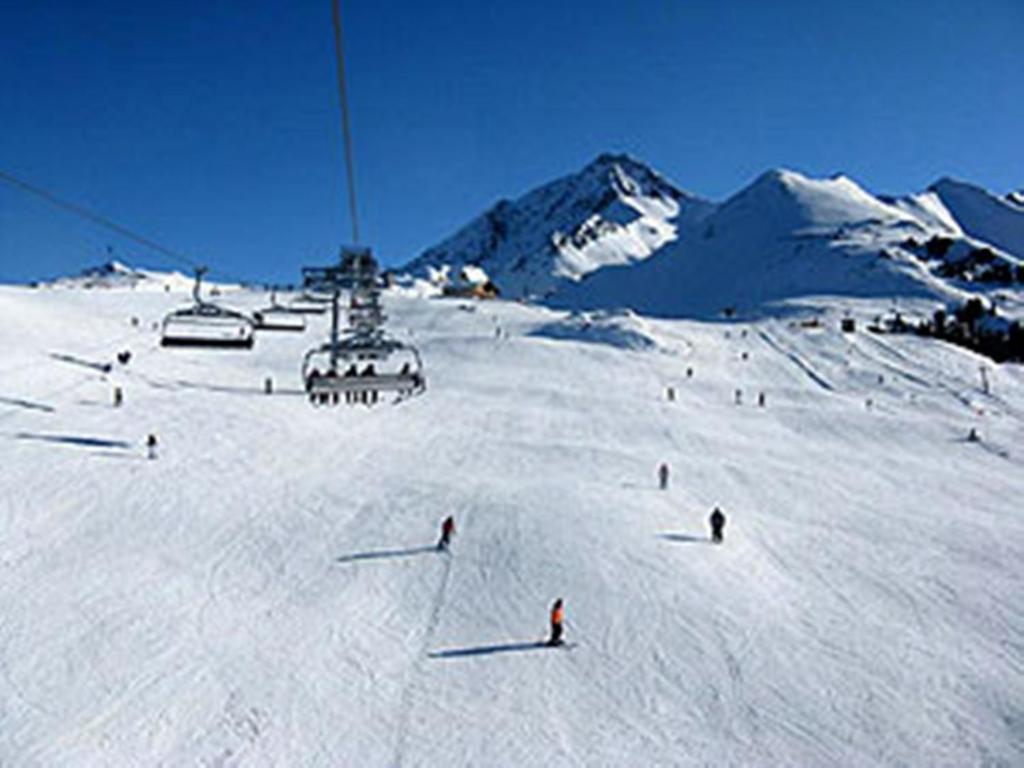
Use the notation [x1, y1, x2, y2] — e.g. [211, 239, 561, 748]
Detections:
[404, 154, 1024, 319]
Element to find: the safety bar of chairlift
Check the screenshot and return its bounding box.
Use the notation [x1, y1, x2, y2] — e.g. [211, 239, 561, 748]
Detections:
[307, 372, 424, 394]
[161, 335, 255, 349]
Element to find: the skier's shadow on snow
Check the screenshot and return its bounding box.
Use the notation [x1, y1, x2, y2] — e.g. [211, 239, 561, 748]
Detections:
[0, 396, 55, 413]
[657, 533, 710, 544]
[334, 545, 437, 564]
[13, 432, 133, 450]
[428, 641, 548, 659]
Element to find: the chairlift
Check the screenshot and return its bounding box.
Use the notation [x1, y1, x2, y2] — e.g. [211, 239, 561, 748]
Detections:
[278, 291, 330, 315]
[160, 268, 255, 349]
[252, 291, 307, 332]
[303, 338, 425, 406]
[301, 247, 425, 406]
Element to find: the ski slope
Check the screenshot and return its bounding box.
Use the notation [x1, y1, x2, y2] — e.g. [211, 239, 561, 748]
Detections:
[1, 284, 1023, 766]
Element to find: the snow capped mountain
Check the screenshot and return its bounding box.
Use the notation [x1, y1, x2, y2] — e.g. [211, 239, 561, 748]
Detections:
[409, 157, 1023, 321]
[930, 177, 1024, 261]
[47, 260, 227, 293]
[882, 191, 963, 235]
[404, 153, 715, 298]
[553, 168, 949, 319]
[51, 260, 148, 288]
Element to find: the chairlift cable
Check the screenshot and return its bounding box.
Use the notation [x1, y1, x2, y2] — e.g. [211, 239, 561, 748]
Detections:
[331, 0, 360, 244]
[0, 169, 198, 271]
[0, 169, 257, 287]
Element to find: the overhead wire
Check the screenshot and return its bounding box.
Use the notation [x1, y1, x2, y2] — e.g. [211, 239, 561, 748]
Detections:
[0, 169, 254, 287]
[330, 0, 361, 245]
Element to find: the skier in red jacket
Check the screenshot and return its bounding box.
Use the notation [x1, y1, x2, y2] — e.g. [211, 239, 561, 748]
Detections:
[437, 516, 456, 551]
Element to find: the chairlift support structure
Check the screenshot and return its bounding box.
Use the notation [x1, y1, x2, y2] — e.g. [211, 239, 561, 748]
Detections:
[160, 267, 255, 349]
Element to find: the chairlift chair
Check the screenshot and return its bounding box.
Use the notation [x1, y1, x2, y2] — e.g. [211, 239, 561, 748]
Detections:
[302, 338, 424, 406]
[300, 246, 425, 406]
[252, 291, 307, 332]
[283, 292, 331, 315]
[160, 268, 255, 349]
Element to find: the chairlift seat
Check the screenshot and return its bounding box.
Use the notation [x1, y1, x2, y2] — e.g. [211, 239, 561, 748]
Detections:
[253, 309, 306, 332]
[306, 371, 424, 395]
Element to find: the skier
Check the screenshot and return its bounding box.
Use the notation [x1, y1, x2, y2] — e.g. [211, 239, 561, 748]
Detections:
[113, 386, 123, 408]
[757, 391, 766, 408]
[734, 389, 743, 405]
[686, 367, 694, 379]
[306, 367, 320, 401]
[709, 506, 726, 544]
[658, 462, 670, 491]
[146, 433, 158, 460]
[437, 515, 456, 551]
[967, 427, 980, 442]
[666, 386, 675, 402]
[548, 598, 565, 647]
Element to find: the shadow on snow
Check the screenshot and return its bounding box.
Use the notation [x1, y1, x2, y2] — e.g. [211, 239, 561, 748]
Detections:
[657, 532, 710, 544]
[334, 545, 437, 564]
[428, 641, 549, 659]
[0, 396, 55, 413]
[14, 432, 132, 450]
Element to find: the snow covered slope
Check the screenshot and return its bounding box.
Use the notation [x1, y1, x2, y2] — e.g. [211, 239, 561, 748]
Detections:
[553, 169, 966, 318]
[1, 283, 1022, 766]
[409, 159, 1023, 321]
[405, 154, 715, 298]
[930, 178, 1024, 261]
[47, 260, 201, 293]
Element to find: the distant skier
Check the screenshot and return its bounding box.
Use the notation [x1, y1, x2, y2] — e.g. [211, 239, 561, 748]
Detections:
[113, 386, 123, 408]
[709, 506, 726, 544]
[146, 433, 158, 460]
[548, 598, 565, 647]
[666, 386, 675, 402]
[686, 367, 694, 379]
[757, 391, 766, 408]
[658, 462, 670, 491]
[437, 515, 456, 551]
[734, 389, 743, 405]
[967, 427, 980, 443]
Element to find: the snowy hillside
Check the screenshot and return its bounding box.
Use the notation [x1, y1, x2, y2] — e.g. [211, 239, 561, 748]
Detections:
[405, 153, 715, 298]
[931, 178, 1024, 261]
[407, 158, 1024, 322]
[1, 281, 1022, 765]
[555, 170, 967, 319]
[47, 260, 202, 293]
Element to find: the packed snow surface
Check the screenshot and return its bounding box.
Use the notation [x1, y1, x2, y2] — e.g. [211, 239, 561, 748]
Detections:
[1, 284, 1023, 766]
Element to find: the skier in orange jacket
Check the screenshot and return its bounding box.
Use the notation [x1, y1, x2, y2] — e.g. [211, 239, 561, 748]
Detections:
[548, 598, 565, 646]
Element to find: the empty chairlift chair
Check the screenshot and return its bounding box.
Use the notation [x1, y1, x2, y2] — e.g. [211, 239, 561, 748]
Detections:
[252, 291, 307, 332]
[160, 268, 255, 349]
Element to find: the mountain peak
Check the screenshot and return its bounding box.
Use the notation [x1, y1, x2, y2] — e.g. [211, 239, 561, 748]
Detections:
[405, 154, 712, 297]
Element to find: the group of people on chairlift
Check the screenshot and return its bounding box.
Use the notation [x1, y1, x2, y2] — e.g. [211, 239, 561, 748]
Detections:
[306, 360, 422, 406]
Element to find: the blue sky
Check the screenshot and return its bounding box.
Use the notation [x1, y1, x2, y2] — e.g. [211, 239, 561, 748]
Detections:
[1, 0, 1021, 283]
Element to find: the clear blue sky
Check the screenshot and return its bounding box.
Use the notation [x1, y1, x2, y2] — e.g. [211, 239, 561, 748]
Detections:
[1, 0, 1021, 283]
